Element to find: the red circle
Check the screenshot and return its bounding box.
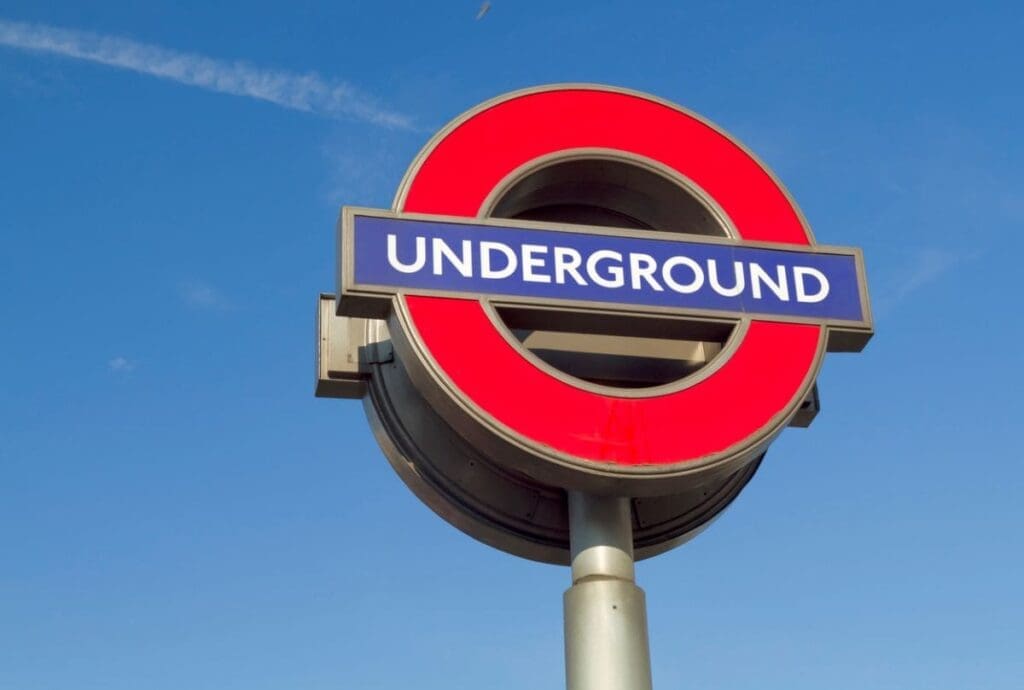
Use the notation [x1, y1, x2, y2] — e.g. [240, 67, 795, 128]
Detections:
[399, 87, 822, 466]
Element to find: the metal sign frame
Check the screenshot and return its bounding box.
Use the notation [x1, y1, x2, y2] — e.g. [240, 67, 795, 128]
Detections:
[336, 83, 873, 495]
[337, 206, 872, 346]
[318, 84, 874, 690]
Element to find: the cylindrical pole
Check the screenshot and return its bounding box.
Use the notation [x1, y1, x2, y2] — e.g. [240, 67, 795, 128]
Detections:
[564, 492, 653, 690]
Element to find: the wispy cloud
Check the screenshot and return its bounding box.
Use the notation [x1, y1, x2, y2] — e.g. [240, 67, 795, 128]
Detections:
[320, 130, 408, 206]
[108, 356, 136, 373]
[0, 18, 414, 129]
[179, 280, 231, 310]
[875, 247, 977, 316]
[890, 248, 960, 303]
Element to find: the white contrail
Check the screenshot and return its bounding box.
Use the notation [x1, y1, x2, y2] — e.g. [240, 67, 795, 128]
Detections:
[0, 18, 414, 129]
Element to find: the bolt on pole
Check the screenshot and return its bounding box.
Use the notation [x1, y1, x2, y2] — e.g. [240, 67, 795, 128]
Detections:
[564, 491, 653, 690]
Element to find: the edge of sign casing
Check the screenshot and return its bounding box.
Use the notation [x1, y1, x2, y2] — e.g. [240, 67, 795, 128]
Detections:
[358, 316, 770, 563]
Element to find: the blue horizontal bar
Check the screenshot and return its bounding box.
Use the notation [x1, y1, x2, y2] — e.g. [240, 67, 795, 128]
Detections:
[350, 214, 866, 323]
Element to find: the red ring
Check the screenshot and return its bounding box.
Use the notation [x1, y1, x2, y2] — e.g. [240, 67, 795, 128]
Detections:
[400, 88, 822, 466]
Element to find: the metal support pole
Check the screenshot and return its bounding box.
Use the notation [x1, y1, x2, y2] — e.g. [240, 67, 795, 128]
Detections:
[564, 492, 653, 690]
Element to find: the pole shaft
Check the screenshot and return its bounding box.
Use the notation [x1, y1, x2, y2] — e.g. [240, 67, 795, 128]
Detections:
[564, 492, 653, 690]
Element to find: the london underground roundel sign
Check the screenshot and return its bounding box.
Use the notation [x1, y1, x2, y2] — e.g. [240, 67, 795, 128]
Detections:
[336, 85, 872, 499]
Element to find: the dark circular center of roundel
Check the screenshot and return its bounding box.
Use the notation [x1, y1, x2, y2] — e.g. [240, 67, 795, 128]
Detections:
[486, 157, 737, 389]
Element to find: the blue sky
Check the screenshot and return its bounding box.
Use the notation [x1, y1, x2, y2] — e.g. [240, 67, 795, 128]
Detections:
[1, 2, 1022, 689]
